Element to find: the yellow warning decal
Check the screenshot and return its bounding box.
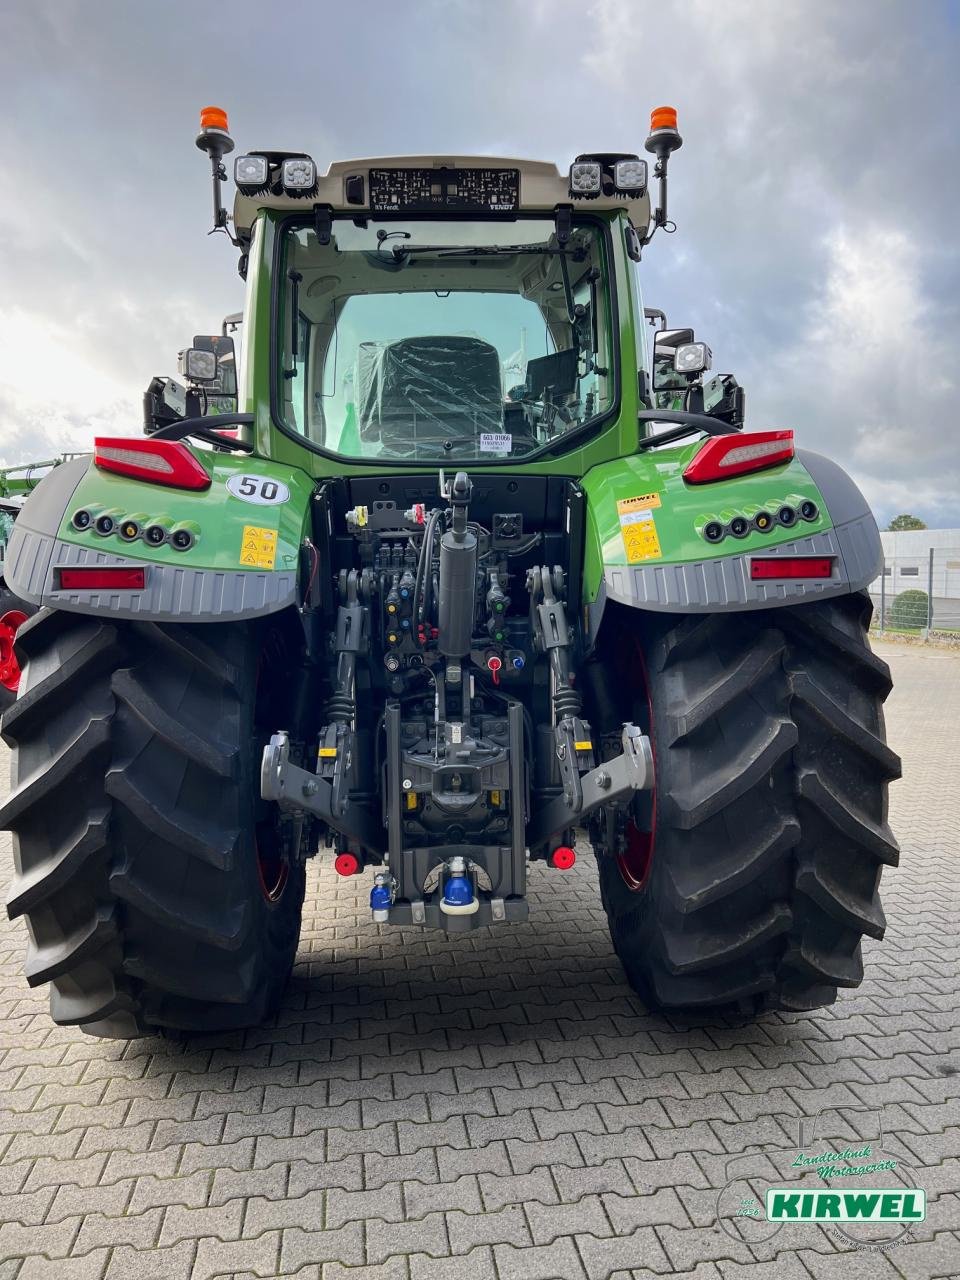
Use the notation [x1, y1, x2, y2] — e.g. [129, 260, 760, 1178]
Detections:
[239, 525, 278, 569]
[616, 494, 663, 563]
[318, 747, 337, 758]
[574, 741, 593, 751]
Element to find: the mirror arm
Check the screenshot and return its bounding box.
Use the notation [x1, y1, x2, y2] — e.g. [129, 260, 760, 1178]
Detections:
[150, 411, 255, 446]
[637, 408, 740, 450]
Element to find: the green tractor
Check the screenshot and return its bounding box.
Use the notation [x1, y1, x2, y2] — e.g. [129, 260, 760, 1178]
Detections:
[0, 105, 899, 1038]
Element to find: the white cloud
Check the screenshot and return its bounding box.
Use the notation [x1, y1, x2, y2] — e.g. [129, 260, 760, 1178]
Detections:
[0, 0, 957, 525]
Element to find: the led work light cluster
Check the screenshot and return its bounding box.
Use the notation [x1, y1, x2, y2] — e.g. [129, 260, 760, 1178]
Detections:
[234, 152, 318, 198]
[70, 507, 199, 551]
[700, 498, 820, 545]
[569, 154, 648, 199]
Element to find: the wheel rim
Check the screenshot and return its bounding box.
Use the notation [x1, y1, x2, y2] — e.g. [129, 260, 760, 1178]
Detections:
[255, 819, 290, 901]
[254, 629, 291, 903]
[617, 817, 655, 891]
[616, 639, 657, 892]
[0, 610, 28, 693]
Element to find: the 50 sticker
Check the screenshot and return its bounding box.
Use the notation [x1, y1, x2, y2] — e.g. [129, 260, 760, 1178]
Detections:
[226, 474, 290, 506]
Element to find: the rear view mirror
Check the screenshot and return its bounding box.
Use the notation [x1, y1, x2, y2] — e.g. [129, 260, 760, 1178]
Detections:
[187, 334, 238, 411]
[652, 327, 695, 391]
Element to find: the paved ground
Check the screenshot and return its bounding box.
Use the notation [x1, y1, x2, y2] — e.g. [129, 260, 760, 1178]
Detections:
[1, 639, 958, 1280]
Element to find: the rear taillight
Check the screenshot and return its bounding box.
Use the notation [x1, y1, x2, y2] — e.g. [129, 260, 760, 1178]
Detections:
[683, 430, 794, 484]
[58, 567, 146, 590]
[750, 556, 834, 580]
[94, 437, 211, 490]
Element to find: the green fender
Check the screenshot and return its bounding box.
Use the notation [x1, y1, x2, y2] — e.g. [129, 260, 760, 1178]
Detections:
[580, 442, 882, 627]
[4, 450, 315, 621]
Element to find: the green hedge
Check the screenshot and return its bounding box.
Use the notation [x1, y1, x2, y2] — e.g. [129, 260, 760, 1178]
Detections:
[889, 589, 930, 630]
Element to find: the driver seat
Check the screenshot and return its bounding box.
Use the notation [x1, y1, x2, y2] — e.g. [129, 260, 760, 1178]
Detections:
[359, 336, 503, 451]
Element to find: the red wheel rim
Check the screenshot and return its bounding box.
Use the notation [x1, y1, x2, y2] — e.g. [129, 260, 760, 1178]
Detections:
[615, 638, 657, 892]
[616, 818, 655, 891]
[254, 631, 290, 902]
[256, 823, 289, 901]
[0, 610, 28, 693]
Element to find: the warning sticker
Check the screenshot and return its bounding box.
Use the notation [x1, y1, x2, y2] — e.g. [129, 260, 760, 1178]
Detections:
[239, 525, 278, 569]
[616, 494, 662, 563]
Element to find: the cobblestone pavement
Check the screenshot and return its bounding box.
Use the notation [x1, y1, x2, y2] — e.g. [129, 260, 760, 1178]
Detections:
[1, 639, 958, 1280]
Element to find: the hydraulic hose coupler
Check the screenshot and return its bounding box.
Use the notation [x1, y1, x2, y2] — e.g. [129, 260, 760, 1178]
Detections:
[370, 872, 394, 924]
[440, 855, 479, 916]
[169, 520, 201, 552]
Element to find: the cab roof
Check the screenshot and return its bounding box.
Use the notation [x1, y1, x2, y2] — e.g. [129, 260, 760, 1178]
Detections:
[232, 154, 651, 238]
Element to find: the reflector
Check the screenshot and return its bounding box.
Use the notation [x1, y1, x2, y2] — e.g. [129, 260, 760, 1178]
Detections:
[750, 557, 833, 580]
[58, 567, 146, 590]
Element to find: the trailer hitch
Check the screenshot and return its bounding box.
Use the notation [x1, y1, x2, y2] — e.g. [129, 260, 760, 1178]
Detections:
[261, 731, 382, 850]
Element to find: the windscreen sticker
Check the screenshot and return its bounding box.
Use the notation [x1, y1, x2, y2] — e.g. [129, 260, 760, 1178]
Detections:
[227, 474, 290, 506]
[239, 525, 278, 569]
[479, 433, 512, 453]
[617, 494, 662, 563]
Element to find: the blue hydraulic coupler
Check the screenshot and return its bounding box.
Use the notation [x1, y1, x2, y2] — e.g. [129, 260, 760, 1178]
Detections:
[443, 873, 474, 908]
[440, 855, 480, 916]
[370, 874, 393, 923]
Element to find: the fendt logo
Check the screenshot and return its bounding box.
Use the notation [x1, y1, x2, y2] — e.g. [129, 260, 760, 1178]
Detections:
[766, 1188, 926, 1223]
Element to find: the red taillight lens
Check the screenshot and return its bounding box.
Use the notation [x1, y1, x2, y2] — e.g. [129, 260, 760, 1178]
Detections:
[58, 567, 146, 590]
[94, 438, 211, 491]
[683, 431, 794, 484]
[750, 557, 834, 580]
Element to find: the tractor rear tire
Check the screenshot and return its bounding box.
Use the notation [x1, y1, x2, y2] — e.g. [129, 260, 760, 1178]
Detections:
[593, 592, 900, 1014]
[1, 609, 306, 1038]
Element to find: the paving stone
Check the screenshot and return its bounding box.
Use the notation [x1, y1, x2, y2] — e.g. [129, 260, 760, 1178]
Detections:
[478, 1166, 558, 1212]
[281, 1224, 365, 1272]
[524, 1194, 611, 1245]
[446, 1202, 532, 1253]
[2, 642, 960, 1280]
[363, 1212, 448, 1266]
[193, 1230, 282, 1280]
[404, 1172, 483, 1217]
[493, 1236, 588, 1280]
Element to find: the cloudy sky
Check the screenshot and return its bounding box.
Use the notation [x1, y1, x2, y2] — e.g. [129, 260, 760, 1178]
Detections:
[1, 0, 957, 525]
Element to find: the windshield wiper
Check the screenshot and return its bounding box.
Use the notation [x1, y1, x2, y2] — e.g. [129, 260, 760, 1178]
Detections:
[391, 244, 587, 262]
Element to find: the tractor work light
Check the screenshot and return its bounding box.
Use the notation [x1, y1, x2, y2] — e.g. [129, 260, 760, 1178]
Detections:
[749, 556, 834, 580]
[281, 156, 317, 195]
[178, 347, 217, 383]
[683, 431, 795, 484]
[94, 438, 212, 491]
[58, 567, 146, 591]
[674, 342, 712, 376]
[234, 153, 269, 193]
[614, 158, 648, 192]
[569, 161, 602, 195]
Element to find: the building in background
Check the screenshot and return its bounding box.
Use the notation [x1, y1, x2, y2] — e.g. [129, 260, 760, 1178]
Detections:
[870, 528, 960, 630]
